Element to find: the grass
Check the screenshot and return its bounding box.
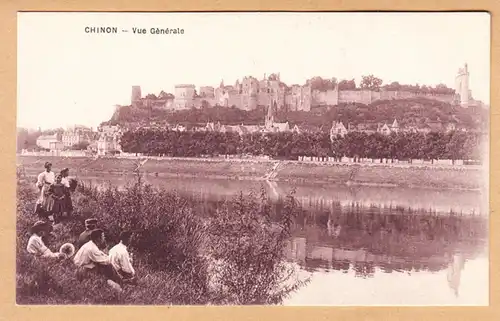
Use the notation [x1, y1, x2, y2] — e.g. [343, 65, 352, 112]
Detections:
[16, 172, 308, 305]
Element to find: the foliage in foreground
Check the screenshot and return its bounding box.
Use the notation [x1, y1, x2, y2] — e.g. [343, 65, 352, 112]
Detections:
[16, 175, 307, 305]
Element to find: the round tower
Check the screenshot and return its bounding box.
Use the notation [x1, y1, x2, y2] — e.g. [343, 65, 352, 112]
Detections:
[455, 63, 469, 108]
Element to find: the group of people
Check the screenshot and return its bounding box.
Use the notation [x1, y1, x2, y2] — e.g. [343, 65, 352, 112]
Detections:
[26, 162, 137, 292]
[35, 162, 76, 223]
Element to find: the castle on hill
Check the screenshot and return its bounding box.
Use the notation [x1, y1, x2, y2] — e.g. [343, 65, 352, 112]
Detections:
[128, 64, 483, 112]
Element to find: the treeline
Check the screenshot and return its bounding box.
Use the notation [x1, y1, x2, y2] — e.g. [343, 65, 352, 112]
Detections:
[120, 128, 483, 162]
[308, 75, 456, 94]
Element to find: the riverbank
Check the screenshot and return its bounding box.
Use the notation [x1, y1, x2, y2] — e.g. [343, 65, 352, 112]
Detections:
[16, 155, 486, 190]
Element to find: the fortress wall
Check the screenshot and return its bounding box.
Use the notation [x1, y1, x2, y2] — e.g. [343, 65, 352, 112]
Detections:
[158, 89, 457, 111]
[338, 90, 372, 104]
[311, 89, 338, 106]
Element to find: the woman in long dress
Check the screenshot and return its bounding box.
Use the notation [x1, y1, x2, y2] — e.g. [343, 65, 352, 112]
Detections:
[35, 162, 55, 218]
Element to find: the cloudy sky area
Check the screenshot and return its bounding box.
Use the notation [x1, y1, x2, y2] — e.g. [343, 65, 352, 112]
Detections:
[17, 12, 490, 130]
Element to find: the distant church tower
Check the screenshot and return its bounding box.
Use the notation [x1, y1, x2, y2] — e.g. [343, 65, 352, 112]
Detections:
[131, 86, 142, 105]
[265, 103, 274, 129]
[455, 63, 470, 108]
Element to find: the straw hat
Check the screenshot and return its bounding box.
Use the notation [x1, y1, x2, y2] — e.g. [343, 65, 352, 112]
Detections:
[30, 220, 49, 234]
[59, 243, 76, 258]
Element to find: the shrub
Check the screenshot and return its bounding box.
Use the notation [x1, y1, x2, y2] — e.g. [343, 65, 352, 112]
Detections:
[206, 188, 309, 304]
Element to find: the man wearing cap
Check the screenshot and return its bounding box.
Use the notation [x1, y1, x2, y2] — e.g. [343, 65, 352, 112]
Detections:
[26, 221, 65, 260]
[77, 218, 98, 249]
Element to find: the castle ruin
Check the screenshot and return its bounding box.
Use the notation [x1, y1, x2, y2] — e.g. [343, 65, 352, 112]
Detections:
[129, 64, 481, 111]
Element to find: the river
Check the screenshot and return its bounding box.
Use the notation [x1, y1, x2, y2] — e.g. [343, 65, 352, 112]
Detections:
[76, 174, 489, 306]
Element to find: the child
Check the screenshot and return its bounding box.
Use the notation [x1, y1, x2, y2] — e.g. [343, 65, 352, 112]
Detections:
[60, 168, 75, 217]
[46, 174, 66, 224]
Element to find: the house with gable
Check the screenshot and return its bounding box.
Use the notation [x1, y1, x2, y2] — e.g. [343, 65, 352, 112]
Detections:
[292, 124, 322, 134]
[377, 123, 392, 135]
[390, 119, 400, 133]
[330, 121, 348, 141]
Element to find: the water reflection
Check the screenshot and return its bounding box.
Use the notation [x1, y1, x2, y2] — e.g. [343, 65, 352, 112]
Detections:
[77, 174, 486, 216]
[283, 255, 488, 306]
[447, 253, 466, 297]
[283, 203, 488, 306]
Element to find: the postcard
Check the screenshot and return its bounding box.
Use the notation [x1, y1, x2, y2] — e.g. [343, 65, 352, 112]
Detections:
[16, 11, 490, 306]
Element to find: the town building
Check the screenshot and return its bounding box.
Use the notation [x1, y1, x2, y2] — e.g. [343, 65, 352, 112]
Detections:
[97, 135, 121, 156]
[96, 124, 122, 155]
[62, 131, 84, 147]
[36, 134, 60, 150]
[61, 126, 94, 148]
[330, 121, 348, 140]
[292, 124, 323, 134]
[49, 141, 64, 151]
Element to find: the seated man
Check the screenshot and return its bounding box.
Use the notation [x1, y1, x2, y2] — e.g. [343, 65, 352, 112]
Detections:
[27, 221, 65, 260]
[77, 218, 98, 249]
[109, 231, 137, 283]
[73, 229, 122, 291]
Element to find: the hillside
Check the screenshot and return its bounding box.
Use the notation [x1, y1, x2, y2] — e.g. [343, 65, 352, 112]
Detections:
[104, 98, 488, 131]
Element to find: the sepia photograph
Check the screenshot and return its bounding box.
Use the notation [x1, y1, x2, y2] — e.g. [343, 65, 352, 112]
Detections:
[16, 11, 490, 306]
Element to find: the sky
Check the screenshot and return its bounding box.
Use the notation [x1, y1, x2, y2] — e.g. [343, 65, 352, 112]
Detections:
[17, 12, 490, 130]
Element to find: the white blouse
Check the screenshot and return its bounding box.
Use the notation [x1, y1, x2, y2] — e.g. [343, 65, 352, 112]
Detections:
[61, 177, 70, 188]
[109, 242, 135, 275]
[26, 234, 59, 258]
[36, 171, 55, 188]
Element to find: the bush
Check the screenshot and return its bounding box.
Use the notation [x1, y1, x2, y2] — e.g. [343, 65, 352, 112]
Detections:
[206, 189, 308, 304]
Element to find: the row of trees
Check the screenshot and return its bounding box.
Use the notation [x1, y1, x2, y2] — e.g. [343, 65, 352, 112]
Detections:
[308, 76, 456, 94]
[382, 82, 456, 95]
[120, 128, 483, 162]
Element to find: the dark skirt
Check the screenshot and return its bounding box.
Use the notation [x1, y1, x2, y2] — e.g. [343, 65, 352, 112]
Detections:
[64, 191, 73, 213]
[47, 197, 66, 214]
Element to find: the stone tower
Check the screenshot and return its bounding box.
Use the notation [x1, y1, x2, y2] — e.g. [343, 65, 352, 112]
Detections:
[131, 86, 142, 105]
[247, 81, 258, 110]
[265, 102, 274, 129]
[455, 63, 470, 108]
